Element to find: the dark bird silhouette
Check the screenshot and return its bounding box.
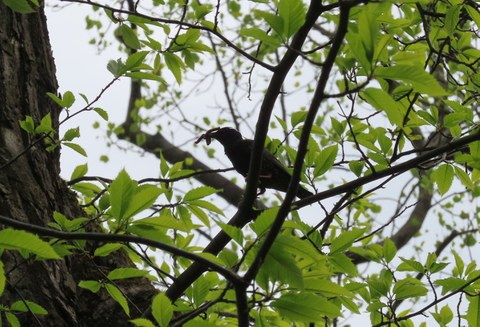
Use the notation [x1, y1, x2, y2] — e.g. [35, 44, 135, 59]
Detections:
[196, 127, 313, 199]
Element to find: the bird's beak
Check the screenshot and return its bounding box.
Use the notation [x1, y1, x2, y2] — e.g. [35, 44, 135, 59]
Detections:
[195, 127, 220, 145]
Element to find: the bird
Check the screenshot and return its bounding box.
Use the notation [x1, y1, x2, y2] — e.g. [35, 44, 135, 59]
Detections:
[196, 127, 313, 199]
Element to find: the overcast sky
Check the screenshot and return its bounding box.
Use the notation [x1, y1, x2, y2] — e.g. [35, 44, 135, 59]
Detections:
[46, 4, 160, 181]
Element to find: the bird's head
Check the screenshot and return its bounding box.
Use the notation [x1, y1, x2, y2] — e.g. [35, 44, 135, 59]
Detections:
[196, 127, 243, 146]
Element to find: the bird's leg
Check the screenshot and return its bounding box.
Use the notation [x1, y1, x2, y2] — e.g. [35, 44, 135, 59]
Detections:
[244, 176, 267, 197]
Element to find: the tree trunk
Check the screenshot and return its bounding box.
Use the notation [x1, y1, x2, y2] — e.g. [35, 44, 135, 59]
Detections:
[0, 3, 154, 326]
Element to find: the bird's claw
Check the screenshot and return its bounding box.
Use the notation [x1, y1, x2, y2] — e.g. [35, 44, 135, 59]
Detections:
[195, 127, 221, 145]
[256, 186, 266, 197]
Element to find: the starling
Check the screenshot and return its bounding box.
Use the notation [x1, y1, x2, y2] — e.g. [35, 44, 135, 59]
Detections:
[196, 127, 313, 199]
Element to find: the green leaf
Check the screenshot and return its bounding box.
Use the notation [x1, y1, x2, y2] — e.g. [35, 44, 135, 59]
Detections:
[375, 65, 448, 96]
[108, 267, 149, 280]
[47, 91, 75, 108]
[453, 250, 465, 275]
[445, 5, 461, 37]
[47, 92, 64, 107]
[455, 166, 474, 190]
[272, 293, 341, 321]
[278, 0, 306, 38]
[35, 113, 53, 133]
[94, 243, 124, 257]
[432, 164, 454, 195]
[5, 312, 20, 327]
[125, 71, 166, 83]
[124, 51, 149, 72]
[121, 24, 141, 49]
[330, 228, 365, 255]
[192, 276, 210, 307]
[78, 280, 101, 293]
[193, 2, 213, 20]
[349, 160, 365, 177]
[105, 283, 130, 317]
[4, 0, 35, 13]
[361, 88, 405, 126]
[62, 91, 76, 108]
[358, 5, 378, 65]
[251, 207, 279, 236]
[19, 116, 35, 133]
[123, 184, 163, 220]
[417, 110, 437, 126]
[70, 163, 88, 180]
[183, 186, 219, 202]
[304, 278, 355, 298]
[131, 216, 191, 232]
[432, 305, 454, 326]
[346, 32, 371, 72]
[215, 220, 243, 245]
[254, 10, 284, 38]
[63, 142, 88, 157]
[393, 277, 428, 300]
[187, 204, 210, 227]
[152, 293, 173, 327]
[94, 108, 109, 121]
[63, 127, 80, 142]
[314, 145, 338, 177]
[378, 134, 392, 154]
[189, 199, 224, 216]
[0, 229, 60, 259]
[164, 52, 185, 84]
[259, 241, 304, 288]
[398, 257, 424, 273]
[0, 261, 5, 296]
[466, 5, 480, 30]
[382, 238, 397, 263]
[467, 295, 480, 327]
[367, 275, 391, 298]
[291, 110, 307, 127]
[109, 169, 136, 220]
[240, 27, 281, 47]
[107, 58, 125, 76]
[11, 300, 47, 314]
[435, 277, 468, 294]
[329, 253, 358, 275]
[275, 235, 320, 264]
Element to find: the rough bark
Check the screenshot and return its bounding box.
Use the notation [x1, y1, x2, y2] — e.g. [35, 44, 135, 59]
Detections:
[0, 3, 154, 326]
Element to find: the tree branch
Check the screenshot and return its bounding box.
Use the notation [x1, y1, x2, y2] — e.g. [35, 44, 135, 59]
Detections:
[0, 214, 242, 284]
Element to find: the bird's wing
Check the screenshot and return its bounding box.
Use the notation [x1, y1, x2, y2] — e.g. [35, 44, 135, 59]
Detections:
[242, 140, 291, 176]
[238, 139, 313, 198]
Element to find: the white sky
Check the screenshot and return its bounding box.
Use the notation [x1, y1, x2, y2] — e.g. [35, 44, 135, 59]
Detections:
[47, 3, 160, 181]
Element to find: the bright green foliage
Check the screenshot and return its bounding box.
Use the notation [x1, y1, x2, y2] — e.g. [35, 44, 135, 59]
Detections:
[467, 295, 480, 327]
[432, 164, 454, 195]
[271, 292, 341, 322]
[0, 261, 4, 297]
[152, 293, 173, 327]
[8, 0, 480, 325]
[0, 229, 59, 259]
[4, 0, 37, 14]
[109, 169, 163, 224]
[432, 305, 453, 326]
[10, 301, 47, 315]
[70, 163, 88, 180]
[105, 283, 130, 316]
